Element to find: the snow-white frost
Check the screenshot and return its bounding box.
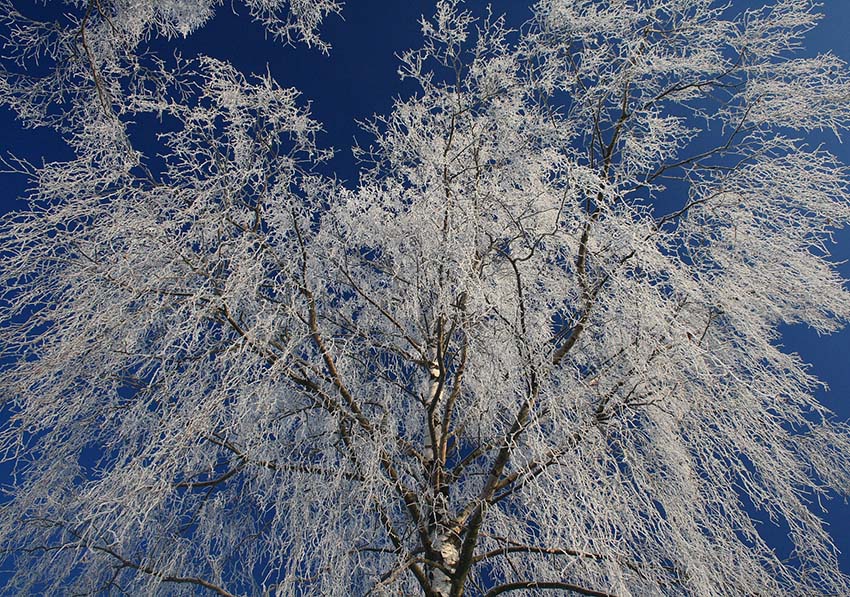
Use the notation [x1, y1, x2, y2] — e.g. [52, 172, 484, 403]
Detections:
[2, 0, 850, 595]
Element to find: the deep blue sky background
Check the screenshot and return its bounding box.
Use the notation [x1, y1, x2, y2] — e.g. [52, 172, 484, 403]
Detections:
[2, 0, 850, 584]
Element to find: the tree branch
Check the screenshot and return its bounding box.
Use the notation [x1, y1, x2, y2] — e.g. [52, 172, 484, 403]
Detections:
[483, 580, 619, 597]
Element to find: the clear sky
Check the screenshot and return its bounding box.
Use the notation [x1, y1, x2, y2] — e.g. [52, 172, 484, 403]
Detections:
[2, 0, 850, 582]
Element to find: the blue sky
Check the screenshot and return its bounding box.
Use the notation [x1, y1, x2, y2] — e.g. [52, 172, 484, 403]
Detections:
[2, 0, 850, 583]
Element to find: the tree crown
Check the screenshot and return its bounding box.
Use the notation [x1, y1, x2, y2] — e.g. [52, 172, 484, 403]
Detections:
[2, 1, 850, 595]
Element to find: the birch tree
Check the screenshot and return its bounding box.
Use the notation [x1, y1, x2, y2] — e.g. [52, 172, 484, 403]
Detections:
[2, 0, 850, 595]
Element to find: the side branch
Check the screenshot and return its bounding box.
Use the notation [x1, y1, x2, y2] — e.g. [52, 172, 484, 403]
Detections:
[483, 581, 619, 597]
[89, 544, 240, 597]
